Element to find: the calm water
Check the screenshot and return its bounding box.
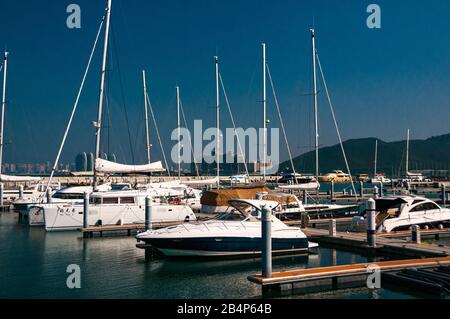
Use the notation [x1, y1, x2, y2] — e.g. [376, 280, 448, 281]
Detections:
[0, 212, 441, 299]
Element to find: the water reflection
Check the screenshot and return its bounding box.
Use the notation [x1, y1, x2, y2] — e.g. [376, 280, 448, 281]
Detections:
[0, 211, 441, 299]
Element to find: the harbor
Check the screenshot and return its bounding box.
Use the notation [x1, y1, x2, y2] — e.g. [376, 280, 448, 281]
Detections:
[1, 0, 450, 305]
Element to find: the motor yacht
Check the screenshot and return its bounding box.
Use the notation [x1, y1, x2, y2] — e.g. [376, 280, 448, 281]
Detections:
[136, 198, 318, 257]
[352, 196, 450, 233]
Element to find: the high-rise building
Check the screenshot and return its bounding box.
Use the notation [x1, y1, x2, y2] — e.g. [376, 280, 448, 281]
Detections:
[75, 152, 88, 172]
[86, 153, 94, 171]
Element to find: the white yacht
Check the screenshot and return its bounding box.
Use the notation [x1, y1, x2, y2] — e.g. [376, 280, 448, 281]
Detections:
[276, 173, 320, 191]
[43, 190, 196, 231]
[352, 196, 450, 233]
[136, 199, 317, 257]
[369, 174, 392, 184]
[27, 185, 96, 226]
[260, 192, 360, 219]
[2, 182, 60, 205]
[144, 181, 202, 212]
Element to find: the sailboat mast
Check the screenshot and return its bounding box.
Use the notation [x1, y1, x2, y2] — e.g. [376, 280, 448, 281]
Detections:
[262, 43, 267, 181]
[311, 29, 319, 183]
[215, 56, 220, 187]
[142, 70, 151, 164]
[93, 0, 112, 188]
[374, 139, 378, 177]
[176, 85, 181, 179]
[0, 51, 8, 175]
[406, 129, 410, 176]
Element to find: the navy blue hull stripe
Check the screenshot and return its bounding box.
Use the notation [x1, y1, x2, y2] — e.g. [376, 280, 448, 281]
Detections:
[140, 237, 309, 252]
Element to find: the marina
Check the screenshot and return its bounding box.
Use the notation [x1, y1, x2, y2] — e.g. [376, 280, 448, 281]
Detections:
[0, 0, 450, 305]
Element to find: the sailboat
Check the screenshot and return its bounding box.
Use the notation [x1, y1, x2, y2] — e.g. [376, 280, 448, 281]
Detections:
[401, 129, 429, 183]
[0, 51, 54, 204]
[369, 139, 391, 184]
[41, 0, 196, 231]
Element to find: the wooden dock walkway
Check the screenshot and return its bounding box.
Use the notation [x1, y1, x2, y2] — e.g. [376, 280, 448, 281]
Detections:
[304, 228, 450, 258]
[248, 256, 450, 293]
[81, 221, 183, 238]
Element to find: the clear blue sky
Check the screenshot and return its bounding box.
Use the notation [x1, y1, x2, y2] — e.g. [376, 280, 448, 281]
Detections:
[1, 0, 450, 165]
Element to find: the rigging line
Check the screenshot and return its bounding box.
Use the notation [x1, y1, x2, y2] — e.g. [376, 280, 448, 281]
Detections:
[218, 72, 250, 178]
[179, 98, 200, 177]
[315, 52, 357, 196]
[110, 21, 136, 165]
[45, 15, 105, 193]
[266, 63, 298, 185]
[146, 92, 171, 176]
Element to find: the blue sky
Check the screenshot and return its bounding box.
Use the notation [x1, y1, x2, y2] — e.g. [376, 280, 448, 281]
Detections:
[1, 0, 450, 166]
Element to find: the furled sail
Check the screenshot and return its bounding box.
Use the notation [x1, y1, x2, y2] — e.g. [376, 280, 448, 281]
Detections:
[95, 158, 165, 174]
[0, 174, 42, 182]
[183, 177, 219, 186]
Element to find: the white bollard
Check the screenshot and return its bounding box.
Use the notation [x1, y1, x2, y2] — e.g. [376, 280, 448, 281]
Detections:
[145, 196, 152, 231]
[261, 205, 272, 278]
[367, 198, 376, 247]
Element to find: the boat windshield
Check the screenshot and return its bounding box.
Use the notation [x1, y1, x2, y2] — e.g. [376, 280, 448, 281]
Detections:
[215, 211, 248, 222]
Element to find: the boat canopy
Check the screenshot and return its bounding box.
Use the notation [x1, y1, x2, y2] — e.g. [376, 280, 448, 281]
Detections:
[228, 199, 280, 221]
[262, 192, 299, 205]
[95, 158, 165, 174]
[0, 174, 42, 182]
[201, 184, 271, 207]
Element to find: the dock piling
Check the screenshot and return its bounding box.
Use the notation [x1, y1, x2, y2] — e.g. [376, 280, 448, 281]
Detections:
[359, 181, 364, 198]
[379, 182, 383, 197]
[330, 181, 335, 202]
[261, 205, 272, 279]
[145, 196, 152, 231]
[373, 186, 379, 199]
[83, 192, 89, 230]
[329, 219, 336, 237]
[19, 185, 24, 199]
[303, 190, 308, 205]
[46, 187, 52, 203]
[441, 184, 446, 207]
[0, 183, 3, 206]
[367, 198, 376, 247]
[412, 225, 421, 244]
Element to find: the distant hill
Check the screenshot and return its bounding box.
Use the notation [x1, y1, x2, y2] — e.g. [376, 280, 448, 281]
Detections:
[279, 134, 450, 176]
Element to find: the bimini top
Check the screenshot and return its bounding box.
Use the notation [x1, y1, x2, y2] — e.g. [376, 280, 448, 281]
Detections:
[201, 184, 271, 206]
[261, 192, 300, 206]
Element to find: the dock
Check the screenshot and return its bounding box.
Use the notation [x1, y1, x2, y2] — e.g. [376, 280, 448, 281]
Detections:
[81, 221, 183, 238]
[248, 256, 450, 294]
[248, 223, 450, 295]
[304, 227, 450, 258]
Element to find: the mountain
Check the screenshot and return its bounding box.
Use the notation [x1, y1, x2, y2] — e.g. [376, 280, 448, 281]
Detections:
[279, 134, 450, 176]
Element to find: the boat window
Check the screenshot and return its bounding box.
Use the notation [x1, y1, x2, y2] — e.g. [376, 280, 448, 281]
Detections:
[410, 202, 439, 212]
[120, 197, 135, 204]
[215, 212, 246, 221]
[102, 197, 119, 204]
[412, 200, 424, 205]
[90, 197, 102, 204]
[53, 193, 84, 200]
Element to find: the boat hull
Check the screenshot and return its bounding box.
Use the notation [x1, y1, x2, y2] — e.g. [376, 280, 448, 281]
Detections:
[139, 236, 309, 257]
